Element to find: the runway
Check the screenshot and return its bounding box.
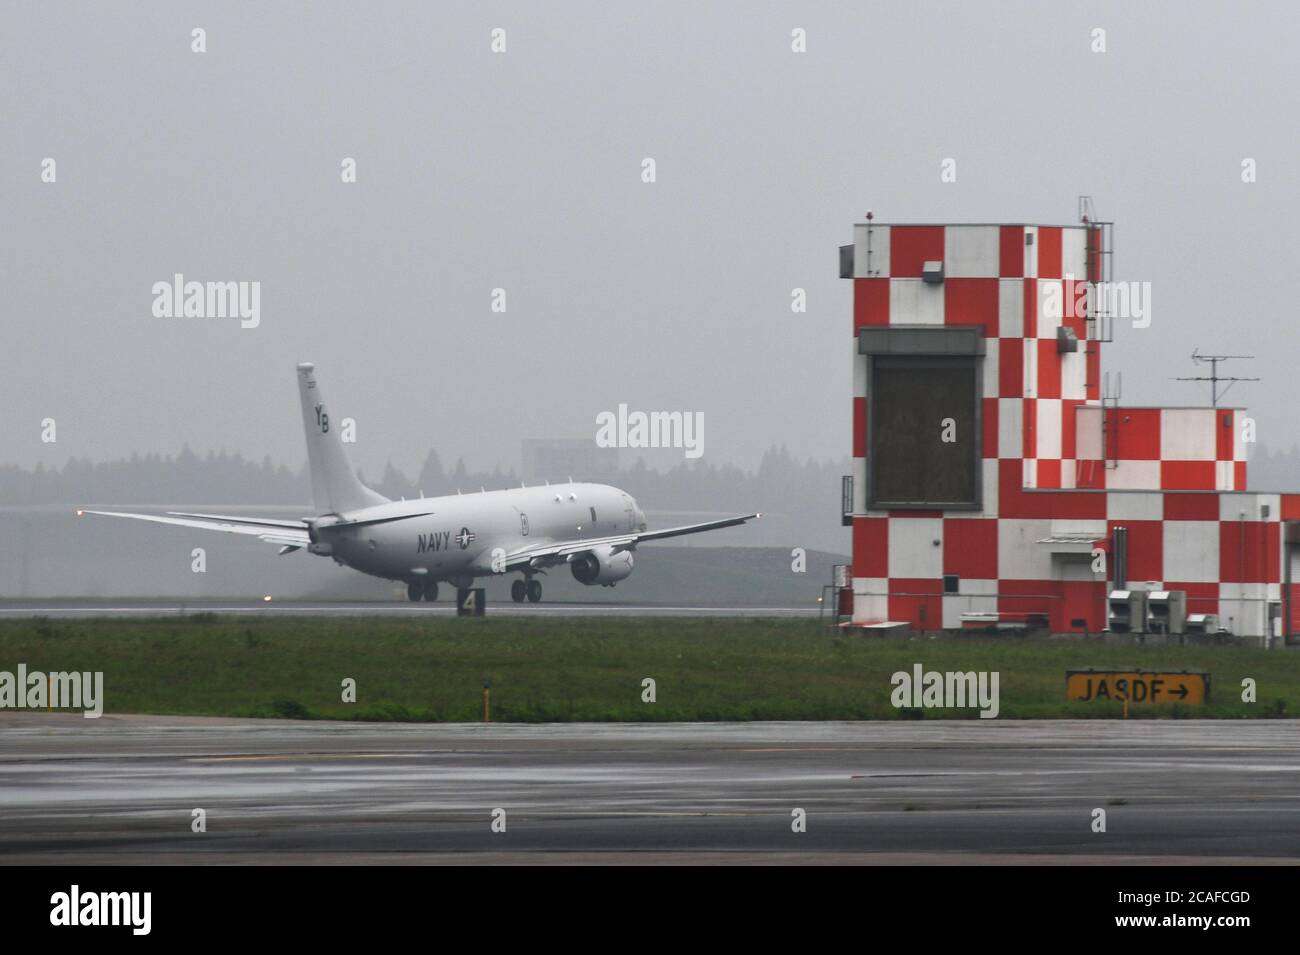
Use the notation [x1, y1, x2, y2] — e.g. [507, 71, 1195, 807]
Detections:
[0, 600, 817, 619]
[1, 716, 1297, 864]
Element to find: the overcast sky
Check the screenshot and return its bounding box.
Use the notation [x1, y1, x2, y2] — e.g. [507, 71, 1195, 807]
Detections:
[3, 2, 1298, 481]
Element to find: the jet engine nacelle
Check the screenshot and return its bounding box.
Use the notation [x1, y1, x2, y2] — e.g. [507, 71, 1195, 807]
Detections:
[570, 545, 634, 586]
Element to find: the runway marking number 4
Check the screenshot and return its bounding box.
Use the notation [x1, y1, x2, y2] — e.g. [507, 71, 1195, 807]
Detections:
[457, 588, 486, 617]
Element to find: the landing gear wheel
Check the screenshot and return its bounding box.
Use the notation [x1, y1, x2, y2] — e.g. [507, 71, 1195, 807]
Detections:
[511, 579, 527, 603]
[422, 579, 439, 602]
[526, 579, 542, 603]
[406, 581, 422, 602]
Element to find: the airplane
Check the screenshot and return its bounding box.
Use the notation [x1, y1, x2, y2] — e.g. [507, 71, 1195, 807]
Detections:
[82, 363, 759, 604]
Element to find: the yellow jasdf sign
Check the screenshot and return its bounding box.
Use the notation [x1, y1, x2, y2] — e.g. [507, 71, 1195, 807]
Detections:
[1066, 670, 1209, 705]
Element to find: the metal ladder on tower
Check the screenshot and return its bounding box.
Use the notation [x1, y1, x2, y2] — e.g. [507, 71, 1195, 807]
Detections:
[1079, 195, 1114, 345]
[1079, 197, 1118, 478]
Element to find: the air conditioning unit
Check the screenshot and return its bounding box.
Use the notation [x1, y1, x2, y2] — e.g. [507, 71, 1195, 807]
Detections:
[1186, 613, 1220, 635]
[1146, 590, 1187, 635]
[1107, 589, 1147, 633]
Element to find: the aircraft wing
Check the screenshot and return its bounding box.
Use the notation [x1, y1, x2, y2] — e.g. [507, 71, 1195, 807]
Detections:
[501, 513, 760, 571]
[79, 509, 312, 553]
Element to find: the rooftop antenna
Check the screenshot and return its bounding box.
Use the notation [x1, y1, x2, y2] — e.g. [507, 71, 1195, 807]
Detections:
[1174, 349, 1258, 408]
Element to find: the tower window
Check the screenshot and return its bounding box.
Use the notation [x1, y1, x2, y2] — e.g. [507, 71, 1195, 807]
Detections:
[869, 355, 980, 509]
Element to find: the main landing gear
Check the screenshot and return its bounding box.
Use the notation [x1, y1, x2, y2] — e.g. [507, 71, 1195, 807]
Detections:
[511, 577, 542, 603]
[407, 579, 439, 602]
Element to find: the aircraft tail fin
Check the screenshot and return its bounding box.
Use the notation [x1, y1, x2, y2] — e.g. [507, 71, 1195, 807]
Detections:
[295, 363, 390, 515]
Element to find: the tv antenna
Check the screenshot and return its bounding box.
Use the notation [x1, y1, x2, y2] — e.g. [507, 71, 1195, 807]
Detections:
[1174, 350, 1258, 407]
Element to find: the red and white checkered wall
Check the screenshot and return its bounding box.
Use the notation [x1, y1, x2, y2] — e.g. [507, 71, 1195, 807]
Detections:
[848, 223, 1279, 635]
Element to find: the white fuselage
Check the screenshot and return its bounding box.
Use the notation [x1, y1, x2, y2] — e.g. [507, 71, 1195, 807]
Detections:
[83, 364, 755, 600]
[312, 483, 645, 585]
